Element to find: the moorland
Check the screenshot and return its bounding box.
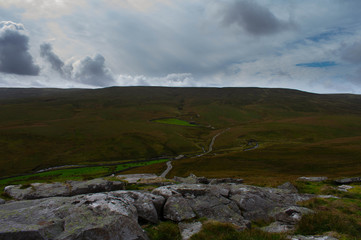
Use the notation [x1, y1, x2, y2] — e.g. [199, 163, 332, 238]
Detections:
[1, 87, 361, 185]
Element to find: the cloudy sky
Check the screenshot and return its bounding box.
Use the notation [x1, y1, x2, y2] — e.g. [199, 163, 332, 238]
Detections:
[1, 0, 361, 93]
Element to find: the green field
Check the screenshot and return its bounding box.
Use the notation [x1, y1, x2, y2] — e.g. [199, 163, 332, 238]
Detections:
[153, 118, 198, 127]
[1, 87, 361, 184]
[0, 159, 168, 191]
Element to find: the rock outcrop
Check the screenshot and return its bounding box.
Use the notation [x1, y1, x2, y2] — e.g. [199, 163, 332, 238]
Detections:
[297, 177, 328, 182]
[0, 191, 150, 240]
[4, 178, 125, 200]
[334, 177, 361, 184]
[1, 176, 316, 239]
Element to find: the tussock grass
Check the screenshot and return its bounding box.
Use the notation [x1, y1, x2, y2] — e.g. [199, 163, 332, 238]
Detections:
[145, 221, 181, 240]
[190, 221, 287, 240]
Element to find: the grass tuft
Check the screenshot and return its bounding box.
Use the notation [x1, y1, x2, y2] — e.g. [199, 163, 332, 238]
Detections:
[145, 221, 182, 240]
[190, 221, 286, 240]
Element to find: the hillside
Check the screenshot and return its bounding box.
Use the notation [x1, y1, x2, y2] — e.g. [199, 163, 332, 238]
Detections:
[1, 87, 361, 181]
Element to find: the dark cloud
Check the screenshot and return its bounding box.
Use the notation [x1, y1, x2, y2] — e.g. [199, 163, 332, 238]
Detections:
[0, 21, 39, 75]
[40, 43, 64, 75]
[341, 42, 361, 64]
[220, 0, 294, 36]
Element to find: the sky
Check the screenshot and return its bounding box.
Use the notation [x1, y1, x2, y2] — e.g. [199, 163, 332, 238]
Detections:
[1, 0, 361, 93]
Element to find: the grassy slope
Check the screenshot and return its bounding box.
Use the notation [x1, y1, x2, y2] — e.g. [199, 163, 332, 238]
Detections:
[1, 87, 361, 182]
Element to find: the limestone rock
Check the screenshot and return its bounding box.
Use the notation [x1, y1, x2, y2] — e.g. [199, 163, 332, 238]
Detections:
[290, 235, 338, 240]
[262, 221, 294, 233]
[271, 206, 314, 225]
[278, 182, 298, 193]
[164, 196, 196, 222]
[297, 177, 328, 182]
[337, 185, 353, 192]
[4, 179, 125, 200]
[111, 190, 165, 224]
[334, 177, 361, 184]
[229, 184, 312, 221]
[178, 222, 202, 240]
[188, 195, 247, 229]
[0, 192, 148, 240]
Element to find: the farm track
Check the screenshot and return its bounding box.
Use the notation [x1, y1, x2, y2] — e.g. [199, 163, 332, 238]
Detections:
[160, 128, 230, 178]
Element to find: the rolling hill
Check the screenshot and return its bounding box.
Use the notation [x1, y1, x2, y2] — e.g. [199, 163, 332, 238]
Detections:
[1, 87, 361, 183]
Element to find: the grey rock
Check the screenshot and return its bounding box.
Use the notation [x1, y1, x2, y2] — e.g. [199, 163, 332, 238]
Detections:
[111, 190, 165, 224]
[164, 196, 196, 222]
[178, 222, 202, 240]
[0, 192, 148, 240]
[229, 185, 313, 221]
[262, 221, 294, 233]
[290, 235, 338, 240]
[297, 177, 328, 182]
[0, 199, 5, 205]
[278, 182, 298, 193]
[270, 206, 313, 225]
[334, 177, 361, 184]
[152, 184, 209, 199]
[188, 195, 247, 229]
[117, 174, 159, 184]
[4, 179, 125, 200]
[337, 185, 353, 192]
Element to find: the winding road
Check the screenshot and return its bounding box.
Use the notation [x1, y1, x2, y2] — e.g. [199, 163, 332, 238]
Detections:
[160, 128, 230, 178]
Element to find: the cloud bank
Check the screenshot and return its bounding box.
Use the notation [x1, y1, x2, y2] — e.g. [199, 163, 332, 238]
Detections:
[0, 21, 39, 75]
[1, 1, 361, 93]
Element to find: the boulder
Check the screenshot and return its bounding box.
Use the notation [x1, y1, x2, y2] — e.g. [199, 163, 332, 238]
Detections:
[111, 190, 165, 224]
[187, 195, 247, 229]
[178, 222, 202, 240]
[262, 206, 314, 233]
[334, 177, 361, 184]
[0, 192, 148, 240]
[164, 196, 196, 222]
[271, 206, 313, 225]
[297, 177, 328, 182]
[0, 199, 5, 205]
[4, 179, 125, 200]
[337, 185, 353, 192]
[277, 182, 298, 193]
[290, 235, 338, 240]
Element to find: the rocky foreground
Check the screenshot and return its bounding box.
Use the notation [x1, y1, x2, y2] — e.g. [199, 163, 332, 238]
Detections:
[0, 174, 339, 240]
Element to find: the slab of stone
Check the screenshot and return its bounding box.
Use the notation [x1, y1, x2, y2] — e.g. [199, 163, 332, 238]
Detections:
[164, 196, 196, 222]
[116, 174, 159, 184]
[290, 235, 338, 240]
[334, 177, 361, 184]
[297, 177, 328, 182]
[4, 178, 125, 200]
[178, 222, 202, 240]
[337, 185, 353, 192]
[0, 192, 148, 240]
[278, 182, 298, 193]
[262, 221, 294, 233]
